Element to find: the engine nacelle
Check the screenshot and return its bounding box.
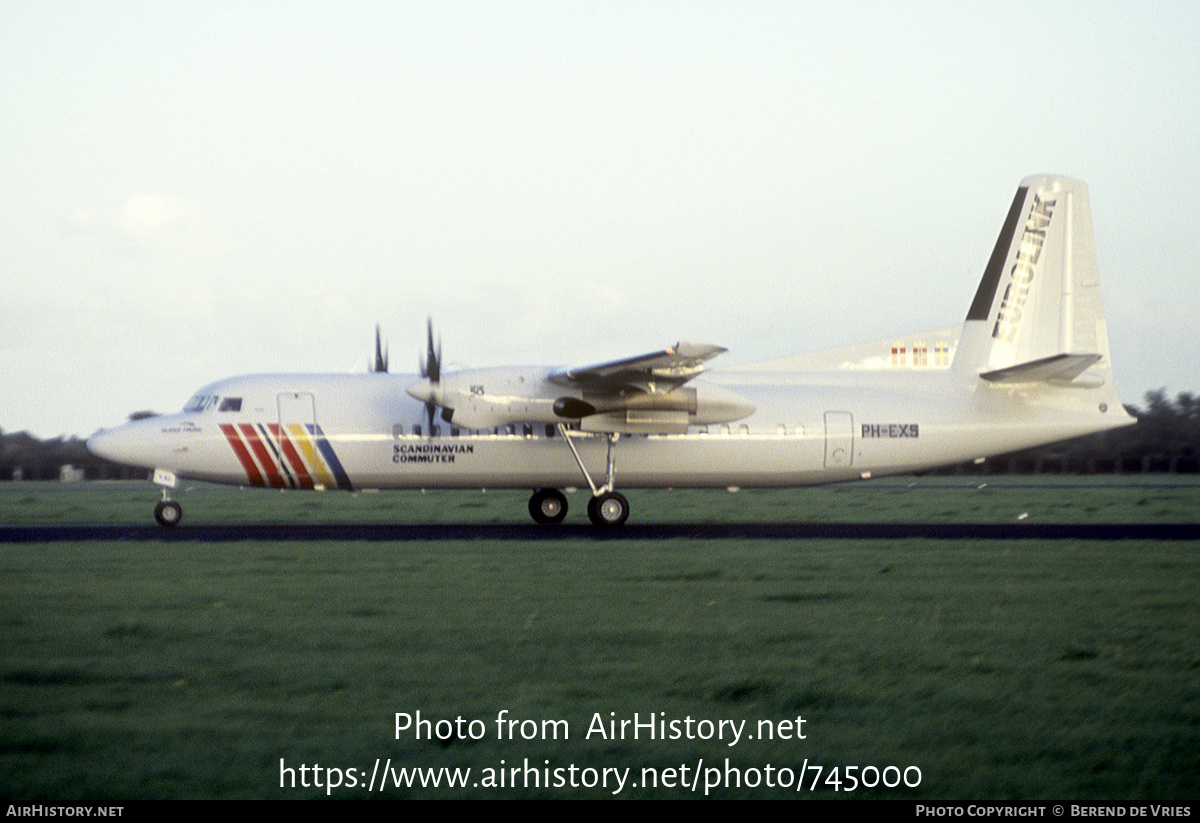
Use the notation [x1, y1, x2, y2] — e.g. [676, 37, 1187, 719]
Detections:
[575, 384, 756, 434]
[411, 368, 755, 434]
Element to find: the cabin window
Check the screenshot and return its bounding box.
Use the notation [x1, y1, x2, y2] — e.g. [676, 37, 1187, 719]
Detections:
[934, 341, 951, 366]
[413, 424, 422, 437]
[393, 425, 404, 438]
[913, 343, 928, 367]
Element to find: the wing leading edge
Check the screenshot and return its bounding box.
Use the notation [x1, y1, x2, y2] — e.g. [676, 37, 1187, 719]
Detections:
[549, 342, 727, 394]
[548, 342, 751, 435]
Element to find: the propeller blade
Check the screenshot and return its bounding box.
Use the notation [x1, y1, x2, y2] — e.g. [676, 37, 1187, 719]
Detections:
[374, 325, 388, 373]
[423, 317, 441, 384]
[419, 317, 442, 436]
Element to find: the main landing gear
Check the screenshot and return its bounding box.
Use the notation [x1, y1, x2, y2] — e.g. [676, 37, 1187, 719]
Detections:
[527, 487, 629, 527]
[529, 488, 568, 524]
[586, 490, 630, 527]
[525, 428, 631, 527]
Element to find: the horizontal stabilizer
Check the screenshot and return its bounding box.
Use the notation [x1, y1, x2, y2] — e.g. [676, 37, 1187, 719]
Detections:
[980, 353, 1103, 384]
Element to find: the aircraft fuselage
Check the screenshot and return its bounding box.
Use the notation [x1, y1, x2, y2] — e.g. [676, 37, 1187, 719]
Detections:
[88, 366, 1124, 493]
[85, 177, 1138, 526]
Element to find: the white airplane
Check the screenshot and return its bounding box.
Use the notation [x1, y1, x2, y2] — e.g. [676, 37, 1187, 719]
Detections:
[88, 175, 1135, 527]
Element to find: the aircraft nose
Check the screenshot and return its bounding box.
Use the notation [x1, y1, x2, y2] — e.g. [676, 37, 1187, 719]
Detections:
[86, 421, 157, 468]
[86, 428, 119, 461]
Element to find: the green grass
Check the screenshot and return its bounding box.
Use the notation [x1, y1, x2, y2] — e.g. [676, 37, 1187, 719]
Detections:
[2, 475, 1199, 526]
[1, 481, 1198, 798]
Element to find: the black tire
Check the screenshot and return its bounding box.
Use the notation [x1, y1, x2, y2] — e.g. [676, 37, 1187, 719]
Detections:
[587, 491, 629, 527]
[529, 489, 569, 524]
[154, 500, 183, 527]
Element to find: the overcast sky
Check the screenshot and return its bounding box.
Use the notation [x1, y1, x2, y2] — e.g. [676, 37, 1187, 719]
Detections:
[3, 1, 1197, 438]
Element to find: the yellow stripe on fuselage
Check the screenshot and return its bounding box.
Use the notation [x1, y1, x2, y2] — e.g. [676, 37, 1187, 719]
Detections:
[287, 423, 336, 489]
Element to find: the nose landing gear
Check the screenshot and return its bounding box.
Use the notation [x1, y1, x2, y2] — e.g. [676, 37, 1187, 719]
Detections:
[152, 469, 182, 527]
[154, 498, 183, 527]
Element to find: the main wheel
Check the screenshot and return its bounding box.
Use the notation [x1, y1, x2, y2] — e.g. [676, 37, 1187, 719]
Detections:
[587, 491, 629, 527]
[529, 489, 569, 524]
[154, 500, 183, 527]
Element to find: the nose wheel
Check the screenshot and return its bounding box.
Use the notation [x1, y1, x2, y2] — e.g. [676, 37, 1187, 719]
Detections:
[154, 499, 182, 527]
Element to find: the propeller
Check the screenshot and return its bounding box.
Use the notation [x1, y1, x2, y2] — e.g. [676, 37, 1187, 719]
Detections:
[416, 318, 443, 435]
[422, 317, 441, 384]
[373, 324, 389, 373]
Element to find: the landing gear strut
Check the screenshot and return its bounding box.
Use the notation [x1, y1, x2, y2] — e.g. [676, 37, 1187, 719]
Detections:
[556, 426, 631, 528]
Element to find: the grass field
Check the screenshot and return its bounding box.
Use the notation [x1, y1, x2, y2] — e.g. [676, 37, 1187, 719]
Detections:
[2, 475, 1199, 526]
[1, 480, 1198, 799]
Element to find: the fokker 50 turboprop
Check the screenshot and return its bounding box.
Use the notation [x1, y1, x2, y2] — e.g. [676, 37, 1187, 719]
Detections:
[88, 176, 1135, 527]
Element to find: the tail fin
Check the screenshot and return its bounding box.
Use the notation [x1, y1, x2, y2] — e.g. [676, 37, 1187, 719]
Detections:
[955, 176, 1116, 390]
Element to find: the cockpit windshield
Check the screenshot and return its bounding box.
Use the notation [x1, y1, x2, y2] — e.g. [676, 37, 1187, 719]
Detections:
[183, 395, 217, 413]
[182, 395, 242, 413]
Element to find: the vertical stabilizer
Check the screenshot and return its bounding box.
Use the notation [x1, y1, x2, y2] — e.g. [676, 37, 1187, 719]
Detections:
[955, 176, 1114, 386]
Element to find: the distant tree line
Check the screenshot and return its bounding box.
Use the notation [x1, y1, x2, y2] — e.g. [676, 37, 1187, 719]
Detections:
[2, 391, 1198, 481]
[1, 431, 145, 481]
[934, 389, 1198, 475]
[2, 412, 156, 481]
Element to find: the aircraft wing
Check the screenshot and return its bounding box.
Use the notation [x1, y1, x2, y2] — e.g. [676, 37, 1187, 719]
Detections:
[549, 342, 727, 393]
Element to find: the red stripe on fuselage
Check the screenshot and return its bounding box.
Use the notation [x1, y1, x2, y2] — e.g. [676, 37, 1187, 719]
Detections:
[267, 423, 315, 490]
[220, 423, 266, 487]
[238, 423, 286, 488]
